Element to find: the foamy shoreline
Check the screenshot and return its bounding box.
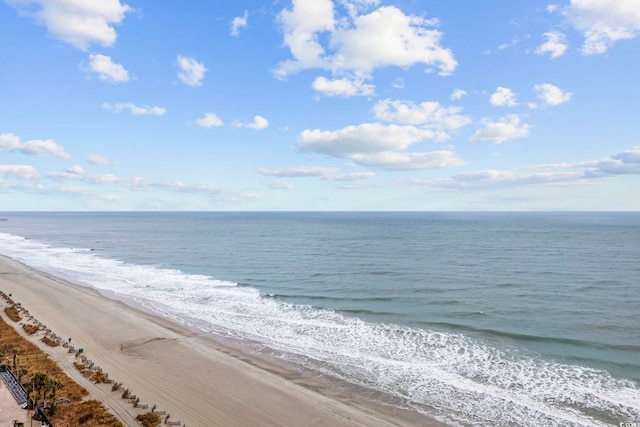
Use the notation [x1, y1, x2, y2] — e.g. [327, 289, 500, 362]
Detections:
[0, 254, 445, 426]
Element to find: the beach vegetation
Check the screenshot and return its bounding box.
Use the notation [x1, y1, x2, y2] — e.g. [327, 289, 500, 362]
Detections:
[48, 403, 58, 416]
[0, 320, 86, 401]
[4, 305, 21, 322]
[23, 323, 39, 334]
[54, 399, 122, 427]
[122, 388, 131, 399]
[94, 371, 108, 383]
[74, 362, 109, 384]
[0, 311, 122, 426]
[28, 372, 62, 408]
[40, 335, 59, 347]
[136, 411, 162, 427]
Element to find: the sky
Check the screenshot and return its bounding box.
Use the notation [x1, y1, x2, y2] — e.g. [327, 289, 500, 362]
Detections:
[1, 0, 639, 211]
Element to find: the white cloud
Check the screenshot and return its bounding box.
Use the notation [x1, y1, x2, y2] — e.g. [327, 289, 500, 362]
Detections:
[330, 6, 457, 75]
[230, 115, 268, 130]
[127, 177, 257, 202]
[246, 115, 269, 130]
[490, 87, 518, 107]
[102, 102, 166, 116]
[67, 165, 85, 175]
[0, 165, 39, 180]
[258, 166, 338, 178]
[177, 56, 207, 86]
[1, 133, 22, 150]
[0, 180, 45, 193]
[331, 172, 376, 181]
[86, 174, 120, 184]
[564, 0, 640, 54]
[51, 186, 97, 198]
[258, 166, 375, 181]
[373, 99, 471, 131]
[297, 123, 436, 157]
[46, 168, 258, 202]
[276, 0, 335, 76]
[533, 83, 572, 106]
[264, 180, 294, 189]
[471, 115, 531, 144]
[340, 0, 381, 18]
[498, 37, 520, 51]
[536, 31, 568, 58]
[312, 76, 374, 97]
[196, 113, 224, 128]
[295, 122, 464, 171]
[432, 169, 583, 190]
[450, 89, 467, 100]
[391, 78, 405, 89]
[231, 10, 248, 37]
[485, 37, 520, 54]
[276, 3, 457, 95]
[584, 146, 640, 176]
[0, 132, 70, 159]
[87, 54, 129, 83]
[6, 0, 131, 50]
[47, 169, 256, 202]
[48, 169, 121, 184]
[87, 154, 117, 166]
[349, 151, 465, 171]
[430, 146, 640, 190]
[2, 162, 257, 205]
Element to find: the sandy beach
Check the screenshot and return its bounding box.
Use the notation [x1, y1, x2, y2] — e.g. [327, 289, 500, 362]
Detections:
[0, 254, 444, 427]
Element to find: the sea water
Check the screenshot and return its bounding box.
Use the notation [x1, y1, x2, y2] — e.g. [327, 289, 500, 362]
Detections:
[0, 212, 638, 426]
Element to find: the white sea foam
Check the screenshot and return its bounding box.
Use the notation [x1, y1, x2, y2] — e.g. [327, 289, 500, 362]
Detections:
[0, 232, 638, 426]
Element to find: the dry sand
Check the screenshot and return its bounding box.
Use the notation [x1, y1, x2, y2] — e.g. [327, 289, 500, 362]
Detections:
[0, 255, 445, 427]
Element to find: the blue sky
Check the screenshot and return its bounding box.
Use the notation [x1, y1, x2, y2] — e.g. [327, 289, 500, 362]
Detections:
[1, 0, 639, 211]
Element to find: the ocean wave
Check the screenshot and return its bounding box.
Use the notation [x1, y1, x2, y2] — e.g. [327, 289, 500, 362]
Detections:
[0, 232, 638, 426]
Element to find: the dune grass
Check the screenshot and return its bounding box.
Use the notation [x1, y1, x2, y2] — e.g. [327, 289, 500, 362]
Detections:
[4, 305, 21, 322]
[136, 411, 162, 427]
[40, 336, 59, 347]
[0, 304, 123, 426]
[22, 324, 39, 335]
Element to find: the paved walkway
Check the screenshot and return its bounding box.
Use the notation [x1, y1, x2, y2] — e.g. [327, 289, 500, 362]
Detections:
[0, 382, 30, 426]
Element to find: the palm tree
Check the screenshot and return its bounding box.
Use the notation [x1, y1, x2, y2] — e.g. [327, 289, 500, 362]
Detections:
[31, 373, 62, 411]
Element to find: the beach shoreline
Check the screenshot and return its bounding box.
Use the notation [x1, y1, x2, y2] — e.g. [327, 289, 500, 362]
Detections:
[0, 254, 446, 426]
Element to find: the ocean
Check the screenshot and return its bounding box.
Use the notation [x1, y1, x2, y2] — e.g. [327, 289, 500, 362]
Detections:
[0, 212, 638, 426]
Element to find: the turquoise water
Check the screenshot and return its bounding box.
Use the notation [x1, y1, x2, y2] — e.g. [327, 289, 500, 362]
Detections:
[0, 212, 638, 426]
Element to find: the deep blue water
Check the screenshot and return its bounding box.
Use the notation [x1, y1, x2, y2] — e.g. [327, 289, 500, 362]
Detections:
[0, 212, 638, 426]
